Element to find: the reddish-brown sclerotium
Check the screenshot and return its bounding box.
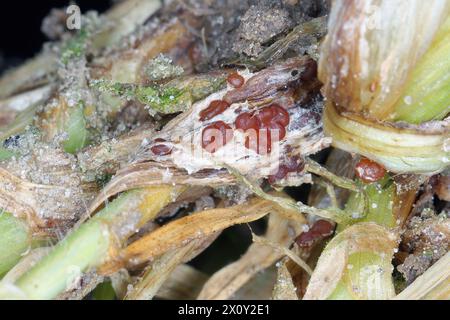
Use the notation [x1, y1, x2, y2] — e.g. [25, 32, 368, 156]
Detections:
[266, 121, 286, 140]
[235, 112, 260, 152]
[199, 100, 231, 121]
[227, 72, 245, 88]
[268, 165, 289, 184]
[150, 138, 172, 156]
[235, 112, 260, 132]
[295, 220, 335, 247]
[355, 157, 387, 183]
[257, 104, 290, 128]
[268, 155, 302, 184]
[234, 104, 290, 155]
[201, 121, 233, 153]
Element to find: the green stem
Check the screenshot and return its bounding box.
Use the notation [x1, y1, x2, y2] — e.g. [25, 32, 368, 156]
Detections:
[392, 17, 450, 123]
[305, 159, 359, 193]
[327, 176, 397, 300]
[14, 215, 111, 299]
[225, 164, 363, 224]
[328, 251, 395, 300]
[62, 102, 90, 154]
[338, 176, 396, 231]
[2, 186, 178, 300]
[0, 212, 32, 278]
[91, 281, 116, 300]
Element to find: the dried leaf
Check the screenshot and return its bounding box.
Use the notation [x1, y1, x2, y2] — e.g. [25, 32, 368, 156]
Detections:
[92, 18, 195, 84]
[156, 265, 208, 300]
[252, 234, 313, 276]
[198, 210, 305, 300]
[319, 0, 450, 119]
[87, 163, 234, 214]
[99, 198, 281, 274]
[394, 252, 450, 300]
[272, 260, 299, 300]
[233, 16, 327, 68]
[125, 236, 216, 300]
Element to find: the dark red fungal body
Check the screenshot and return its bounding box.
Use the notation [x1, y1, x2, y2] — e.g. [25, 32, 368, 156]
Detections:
[150, 138, 172, 156]
[295, 220, 335, 247]
[235, 112, 261, 151]
[234, 104, 290, 155]
[227, 72, 245, 88]
[258, 103, 290, 128]
[199, 100, 231, 121]
[235, 112, 259, 132]
[268, 156, 302, 184]
[201, 121, 233, 153]
[355, 157, 386, 183]
[268, 165, 289, 184]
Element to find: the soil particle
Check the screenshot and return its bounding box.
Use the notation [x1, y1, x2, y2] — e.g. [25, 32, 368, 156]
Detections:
[232, 4, 293, 57]
[294, 0, 330, 19]
[196, 0, 329, 67]
[398, 209, 449, 284]
[201, 0, 250, 66]
[435, 174, 450, 201]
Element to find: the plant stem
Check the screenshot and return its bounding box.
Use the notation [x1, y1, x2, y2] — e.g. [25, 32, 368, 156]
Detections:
[0, 212, 31, 278]
[62, 102, 90, 154]
[2, 185, 181, 299]
[91, 280, 116, 300]
[323, 103, 449, 174]
[392, 17, 450, 123]
[225, 164, 361, 224]
[327, 251, 395, 300]
[338, 177, 396, 231]
[319, 177, 398, 300]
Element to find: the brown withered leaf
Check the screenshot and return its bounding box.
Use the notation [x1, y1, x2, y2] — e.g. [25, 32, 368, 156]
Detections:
[272, 259, 298, 300]
[197, 210, 305, 300]
[156, 265, 208, 300]
[99, 197, 286, 275]
[125, 235, 217, 300]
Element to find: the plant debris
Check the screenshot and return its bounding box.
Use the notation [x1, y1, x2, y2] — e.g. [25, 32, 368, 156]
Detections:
[0, 0, 448, 301]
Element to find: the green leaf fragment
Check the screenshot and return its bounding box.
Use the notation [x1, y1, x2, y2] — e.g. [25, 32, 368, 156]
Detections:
[91, 281, 116, 300]
[0, 212, 30, 278]
[392, 17, 450, 123]
[338, 176, 396, 231]
[62, 102, 90, 154]
[91, 73, 226, 114]
[135, 86, 186, 114]
[0, 146, 17, 162]
[61, 28, 89, 65]
[328, 251, 395, 300]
